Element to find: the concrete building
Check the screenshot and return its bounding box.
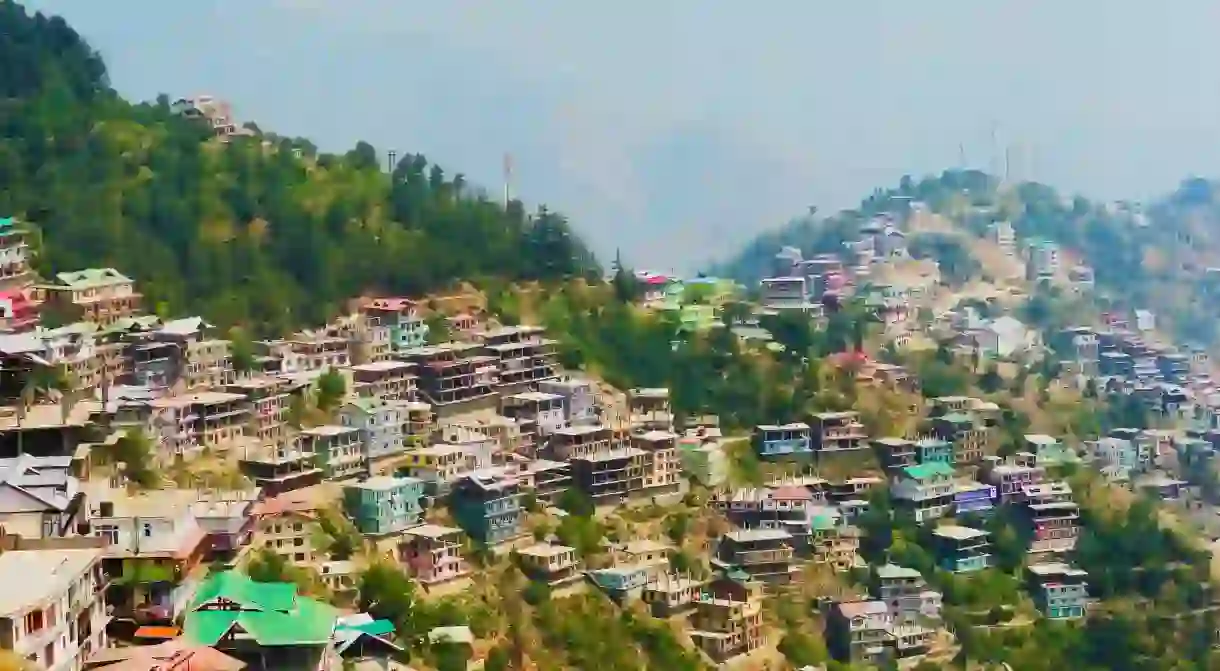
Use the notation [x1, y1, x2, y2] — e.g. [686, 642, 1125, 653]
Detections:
[301, 425, 366, 480]
[251, 490, 322, 566]
[0, 546, 108, 671]
[1026, 562, 1088, 620]
[810, 412, 869, 455]
[716, 528, 797, 584]
[571, 447, 648, 504]
[516, 543, 581, 586]
[360, 298, 429, 351]
[398, 524, 470, 585]
[399, 343, 497, 407]
[627, 388, 673, 431]
[890, 463, 955, 522]
[342, 476, 425, 536]
[190, 490, 258, 562]
[474, 325, 558, 388]
[228, 377, 291, 448]
[452, 471, 523, 546]
[872, 564, 942, 622]
[0, 217, 33, 296]
[688, 576, 766, 662]
[38, 268, 140, 328]
[0, 455, 85, 540]
[339, 398, 408, 462]
[755, 423, 812, 459]
[351, 361, 417, 401]
[826, 600, 892, 667]
[932, 526, 991, 573]
[632, 430, 682, 494]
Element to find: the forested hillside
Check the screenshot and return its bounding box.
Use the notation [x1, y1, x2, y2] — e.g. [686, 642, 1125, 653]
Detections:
[716, 169, 1220, 346]
[0, 1, 598, 336]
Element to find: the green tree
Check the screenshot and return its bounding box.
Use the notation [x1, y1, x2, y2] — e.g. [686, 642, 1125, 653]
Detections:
[315, 367, 346, 413]
[228, 327, 256, 375]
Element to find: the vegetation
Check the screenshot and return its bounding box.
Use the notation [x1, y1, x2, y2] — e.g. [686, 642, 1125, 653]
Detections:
[0, 1, 598, 337]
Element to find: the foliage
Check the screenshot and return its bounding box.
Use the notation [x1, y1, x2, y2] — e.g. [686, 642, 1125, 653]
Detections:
[0, 2, 598, 337]
[109, 427, 159, 488]
[316, 507, 362, 560]
[908, 232, 979, 286]
[314, 367, 347, 413]
[228, 327, 256, 374]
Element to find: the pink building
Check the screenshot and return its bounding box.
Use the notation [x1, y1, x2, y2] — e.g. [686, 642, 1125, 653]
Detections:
[398, 524, 470, 584]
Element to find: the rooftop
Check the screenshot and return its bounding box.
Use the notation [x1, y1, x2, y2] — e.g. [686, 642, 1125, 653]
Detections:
[0, 547, 103, 617]
[403, 524, 463, 539]
[934, 525, 988, 541]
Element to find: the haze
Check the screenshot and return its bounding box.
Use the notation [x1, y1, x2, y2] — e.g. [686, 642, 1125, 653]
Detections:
[24, 1, 1220, 271]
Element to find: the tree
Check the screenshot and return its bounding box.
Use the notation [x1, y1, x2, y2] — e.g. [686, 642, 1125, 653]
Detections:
[425, 313, 453, 345]
[112, 428, 159, 489]
[229, 326, 256, 375]
[358, 562, 420, 641]
[315, 367, 346, 413]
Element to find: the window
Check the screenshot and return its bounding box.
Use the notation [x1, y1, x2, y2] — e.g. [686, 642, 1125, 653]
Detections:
[95, 525, 118, 545]
[142, 523, 153, 538]
[24, 609, 44, 634]
[294, 553, 305, 562]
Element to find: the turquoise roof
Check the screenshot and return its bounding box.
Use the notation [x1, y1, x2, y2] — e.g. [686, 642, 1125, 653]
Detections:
[902, 462, 955, 479]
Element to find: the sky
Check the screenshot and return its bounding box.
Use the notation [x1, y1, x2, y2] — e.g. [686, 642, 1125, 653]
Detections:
[23, 1, 1220, 272]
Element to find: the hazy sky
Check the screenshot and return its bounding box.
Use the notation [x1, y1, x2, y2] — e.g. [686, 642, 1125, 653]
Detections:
[24, 1, 1220, 271]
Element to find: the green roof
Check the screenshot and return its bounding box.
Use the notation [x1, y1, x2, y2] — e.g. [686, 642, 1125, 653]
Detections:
[184, 571, 337, 647]
[902, 462, 955, 479]
[53, 267, 132, 289]
[939, 412, 975, 425]
[0, 217, 13, 230]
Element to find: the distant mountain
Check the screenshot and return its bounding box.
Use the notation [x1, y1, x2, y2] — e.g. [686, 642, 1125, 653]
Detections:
[714, 168, 1220, 346]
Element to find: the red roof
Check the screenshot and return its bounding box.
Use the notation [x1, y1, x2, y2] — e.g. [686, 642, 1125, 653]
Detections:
[363, 297, 418, 312]
[769, 485, 813, 501]
[644, 275, 669, 285]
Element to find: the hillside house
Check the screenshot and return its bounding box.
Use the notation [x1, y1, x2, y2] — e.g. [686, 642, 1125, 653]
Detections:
[398, 524, 470, 585]
[38, 268, 141, 328]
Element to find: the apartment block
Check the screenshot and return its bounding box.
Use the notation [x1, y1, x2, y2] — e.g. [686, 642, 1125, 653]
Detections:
[536, 377, 598, 425]
[979, 457, 1045, 504]
[1018, 482, 1080, 555]
[474, 325, 558, 388]
[632, 429, 682, 494]
[238, 441, 324, 496]
[551, 423, 614, 460]
[933, 412, 991, 465]
[512, 458, 572, 505]
[810, 412, 869, 454]
[716, 528, 797, 584]
[0, 217, 33, 295]
[628, 388, 673, 431]
[153, 391, 249, 449]
[932, 525, 991, 573]
[339, 398, 408, 462]
[570, 447, 648, 504]
[715, 486, 815, 549]
[755, 423, 813, 459]
[688, 576, 766, 662]
[361, 297, 429, 351]
[301, 425, 366, 479]
[38, 268, 140, 328]
[228, 377, 291, 447]
[351, 360, 417, 401]
[890, 463, 955, 522]
[251, 491, 321, 565]
[398, 524, 470, 584]
[342, 476, 426, 536]
[1026, 562, 1088, 620]
[452, 472, 523, 545]
[399, 343, 497, 406]
[284, 332, 350, 372]
[502, 391, 567, 437]
[0, 546, 108, 671]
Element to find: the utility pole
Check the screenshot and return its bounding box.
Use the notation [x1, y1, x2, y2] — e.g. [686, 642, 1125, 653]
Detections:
[503, 153, 514, 210]
[387, 150, 397, 175]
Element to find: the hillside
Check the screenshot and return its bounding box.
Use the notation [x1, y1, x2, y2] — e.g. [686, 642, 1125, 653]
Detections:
[715, 169, 1220, 347]
[0, 1, 598, 336]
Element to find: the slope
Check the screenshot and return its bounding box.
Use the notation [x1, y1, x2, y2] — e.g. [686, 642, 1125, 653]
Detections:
[0, 1, 599, 336]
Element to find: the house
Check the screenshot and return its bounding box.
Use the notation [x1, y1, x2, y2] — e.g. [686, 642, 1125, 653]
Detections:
[350, 361, 417, 401]
[300, 425, 366, 480]
[586, 563, 659, 602]
[716, 529, 796, 584]
[715, 485, 816, 547]
[0, 217, 33, 295]
[473, 325, 558, 388]
[536, 377, 598, 426]
[873, 437, 916, 472]
[570, 447, 648, 504]
[1026, 239, 1060, 279]
[890, 463, 955, 522]
[398, 524, 470, 585]
[612, 539, 672, 568]
[151, 392, 250, 451]
[398, 444, 470, 491]
[810, 412, 869, 454]
[339, 399, 408, 463]
[688, 574, 766, 662]
[513, 458, 571, 505]
[931, 525, 991, 573]
[632, 430, 682, 495]
[226, 377, 291, 447]
[627, 388, 673, 431]
[0, 289, 38, 333]
[81, 638, 245, 671]
[38, 268, 141, 328]
[872, 564, 942, 622]
[250, 491, 322, 566]
[952, 481, 996, 516]
[342, 476, 425, 536]
[398, 343, 496, 407]
[979, 457, 1045, 504]
[932, 412, 991, 465]
[237, 441, 324, 497]
[678, 429, 730, 488]
[1026, 563, 1088, 620]
[754, 423, 812, 459]
[1023, 434, 1077, 466]
[826, 600, 892, 666]
[1136, 473, 1186, 501]
[0, 454, 86, 539]
[501, 391, 567, 437]
[809, 508, 860, 572]
[0, 545, 108, 671]
[360, 298, 429, 351]
[85, 486, 210, 619]
[182, 571, 339, 670]
[1018, 482, 1080, 555]
[317, 560, 359, 598]
[516, 543, 581, 586]
[974, 316, 1036, 359]
[640, 571, 707, 617]
[451, 471, 523, 545]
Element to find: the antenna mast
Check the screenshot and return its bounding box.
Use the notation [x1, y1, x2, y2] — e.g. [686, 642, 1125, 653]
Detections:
[503, 153, 513, 210]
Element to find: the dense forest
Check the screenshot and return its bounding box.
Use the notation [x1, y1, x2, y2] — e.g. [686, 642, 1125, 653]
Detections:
[715, 168, 1220, 346]
[0, 2, 598, 336]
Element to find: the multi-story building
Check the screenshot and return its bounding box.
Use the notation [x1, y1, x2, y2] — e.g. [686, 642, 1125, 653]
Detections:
[536, 377, 598, 426]
[153, 391, 249, 449]
[511, 458, 571, 505]
[933, 412, 990, 466]
[38, 268, 140, 328]
[809, 508, 860, 572]
[399, 444, 473, 491]
[452, 471, 523, 545]
[170, 95, 245, 138]
[342, 476, 426, 536]
[914, 437, 954, 466]
[632, 430, 682, 495]
[872, 564, 942, 622]
[182, 336, 234, 391]
[641, 571, 708, 617]
[0, 545, 108, 671]
[516, 543, 581, 585]
[979, 457, 1045, 504]
[890, 463, 955, 522]
[0, 455, 85, 539]
[810, 411, 869, 455]
[284, 332, 350, 372]
[678, 428, 730, 488]
[0, 324, 104, 399]
[473, 325, 558, 388]
[398, 524, 470, 585]
[190, 490, 259, 562]
[0, 217, 33, 295]
[1089, 436, 1143, 478]
[251, 490, 321, 565]
[361, 298, 430, 351]
[571, 447, 648, 504]
[339, 398, 408, 463]
[351, 361, 417, 401]
[1023, 434, 1076, 466]
[952, 481, 996, 516]
[1026, 238, 1061, 280]
[301, 425, 366, 479]
[873, 437, 916, 472]
[0, 289, 38, 333]
[85, 486, 210, 618]
[716, 529, 796, 584]
[550, 423, 613, 461]
[754, 423, 812, 459]
[627, 388, 673, 431]
[688, 575, 765, 662]
[400, 343, 497, 406]
[989, 220, 1016, 255]
[1019, 482, 1080, 555]
[228, 377, 291, 447]
[715, 485, 815, 548]
[826, 600, 893, 667]
[932, 525, 991, 573]
[502, 391, 567, 438]
[404, 401, 433, 449]
[1026, 562, 1088, 620]
[238, 440, 324, 496]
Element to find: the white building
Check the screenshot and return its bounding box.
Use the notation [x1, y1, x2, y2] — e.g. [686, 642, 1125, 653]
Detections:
[0, 455, 85, 540]
[0, 547, 108, 671]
